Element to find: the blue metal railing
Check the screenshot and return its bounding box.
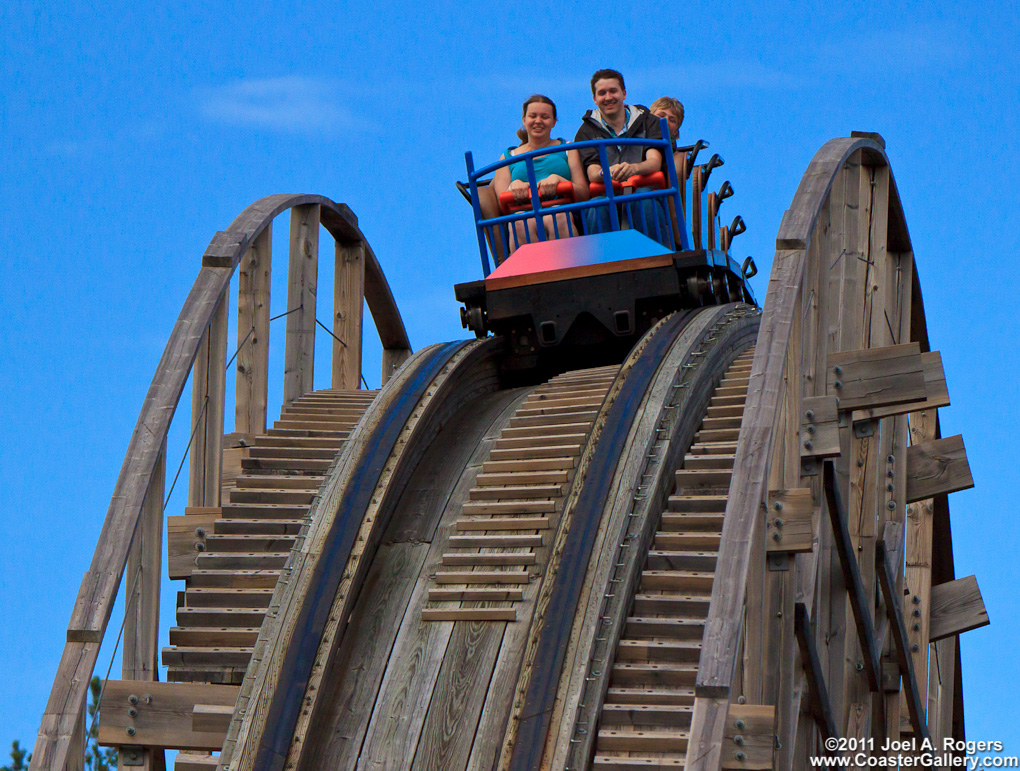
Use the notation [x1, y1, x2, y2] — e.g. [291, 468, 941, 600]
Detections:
[466, 118, 691, 276]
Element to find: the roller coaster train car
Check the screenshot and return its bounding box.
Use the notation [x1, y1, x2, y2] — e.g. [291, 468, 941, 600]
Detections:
[455, 120, 758, 379]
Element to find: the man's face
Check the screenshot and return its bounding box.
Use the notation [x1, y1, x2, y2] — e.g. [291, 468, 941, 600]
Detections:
[593, 78, 626, 120]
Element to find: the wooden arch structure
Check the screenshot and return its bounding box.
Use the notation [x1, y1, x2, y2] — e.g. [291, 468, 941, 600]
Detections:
[32, 138, 986, 771]
[31, 195, 411, 771]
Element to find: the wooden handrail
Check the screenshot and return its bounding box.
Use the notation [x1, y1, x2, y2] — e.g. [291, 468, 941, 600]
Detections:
[31, 194, 410, 771]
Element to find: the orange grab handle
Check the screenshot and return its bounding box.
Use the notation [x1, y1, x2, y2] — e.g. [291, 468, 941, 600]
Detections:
[589, 170, 667, 196]
[497, 181, 575, 215]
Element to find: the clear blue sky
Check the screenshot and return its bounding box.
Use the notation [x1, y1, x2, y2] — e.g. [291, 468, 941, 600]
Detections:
[2, 0, 1018, 753]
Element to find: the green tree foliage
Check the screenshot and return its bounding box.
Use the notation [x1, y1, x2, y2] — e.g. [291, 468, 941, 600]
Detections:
[1, 740, 30, 771]
[6, 677, 118, 771]
[85, 677, 118, 771]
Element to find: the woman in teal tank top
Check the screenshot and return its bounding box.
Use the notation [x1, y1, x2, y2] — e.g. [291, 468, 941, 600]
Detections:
[490, 95, 590, 252]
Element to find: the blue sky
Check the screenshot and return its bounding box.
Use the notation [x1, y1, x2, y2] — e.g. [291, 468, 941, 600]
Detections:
[2, 0, 1018, 754]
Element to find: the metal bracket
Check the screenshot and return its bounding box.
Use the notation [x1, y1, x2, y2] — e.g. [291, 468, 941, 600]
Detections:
[119, 746, 145, 766]
[800, 457, 819, 477]
[853, 420, 875, 438]
[768, 552, 790, 571]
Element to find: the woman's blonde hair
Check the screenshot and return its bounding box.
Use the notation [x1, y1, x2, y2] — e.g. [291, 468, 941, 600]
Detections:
[650, 96, 685, 136]
[516, 94, 557, 144]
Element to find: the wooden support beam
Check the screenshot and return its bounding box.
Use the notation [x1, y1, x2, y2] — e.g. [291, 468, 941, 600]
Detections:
[929, 575, 989, 641]
[283, 204, 320, 404]
[124, 439, 166, 771]
[235, 223, 271, 435]
[720, 705, 776, 770]
[97, 681, 238, 751]
[333, 239, 364, 389]
[192, 704, 233, 735]
[124, 441, 165, 682]
[794, 603, 839, 742]
[827, 342, 925, 411]
[851, 351, 949, 422]
[167, 509, 219, 580]
[905, 435, 973, 503]
[875, 540, 930, 741]
[766, 489, 816, 552]
[66, 713, 84, 771]
[823, 461, 881, 692]
[902, 405, 937, 722]
[188, 294, 228, 507]
[800, 395, 839, 458]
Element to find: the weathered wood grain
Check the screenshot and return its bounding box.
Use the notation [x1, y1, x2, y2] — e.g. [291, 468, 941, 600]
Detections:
[333, 239, 364, 389]
[929, 575, 989, 641]
[235, 224, 272, 435]
[283, 204, 320, 404]
[98, 681, 238, 750]
[766, 489, 815, 553]
[905, 435, 973, 503]
[296, 388, 520, 771]
[827, 342, 925, 412]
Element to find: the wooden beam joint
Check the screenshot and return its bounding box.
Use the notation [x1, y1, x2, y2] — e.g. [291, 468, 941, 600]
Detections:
[765, 489, 816, 552]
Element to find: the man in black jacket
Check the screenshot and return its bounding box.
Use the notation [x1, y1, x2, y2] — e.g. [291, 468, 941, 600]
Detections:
[574, 69, 669, 243]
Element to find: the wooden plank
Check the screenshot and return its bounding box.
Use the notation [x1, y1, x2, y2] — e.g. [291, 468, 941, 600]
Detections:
[720, 705, 775, 770]
[235, 223, 271, 435]
[420, 608, 516, 622]
[793, 604, 838, 741]
[123, 443, 167, 771]
[66, 712, 84, 771]
[283, 203, 320, 404]
[124, 442, 165, 681]
[455, 517, 550, 531]
[827, 342, 925, 411]
[800, 395, 839, 458]
[333, 238, 364, 390]
[188, 293, 229, 507]
[823, 461, 881, 692]
[905, 435, 973, 503]
[903, 404, 937, 720]
[875, 540, 929, 741]
[97, 681, 238, 750]
[840, 162, 886, 745]
[433, 571, 530, 584]
[167, 512, 219, 580]
[410, 619, 507, 770]
[294, 542, 429, 769]
[192, 705, 232, 735]
[929, 575, 989, 641]
[851, 351, 949, 422]
[765, 489, 815, 553]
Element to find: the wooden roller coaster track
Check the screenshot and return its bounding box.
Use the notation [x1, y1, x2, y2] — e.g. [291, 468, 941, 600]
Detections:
[31, 135, 986, 771]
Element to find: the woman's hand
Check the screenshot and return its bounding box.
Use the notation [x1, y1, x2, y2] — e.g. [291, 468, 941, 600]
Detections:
[538, 175, 566, 199]
[508, 179, 530, 203]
